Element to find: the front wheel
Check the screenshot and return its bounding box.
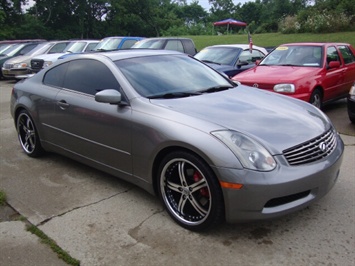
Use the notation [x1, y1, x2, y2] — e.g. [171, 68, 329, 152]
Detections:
[158, 151, 225, 231]
[16, 110, 44, 157]
[310, 89, 322, 109]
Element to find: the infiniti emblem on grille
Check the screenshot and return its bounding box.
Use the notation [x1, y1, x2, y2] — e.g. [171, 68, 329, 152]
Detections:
[253, 83, 259, 88]
[319, 142, 327, 152]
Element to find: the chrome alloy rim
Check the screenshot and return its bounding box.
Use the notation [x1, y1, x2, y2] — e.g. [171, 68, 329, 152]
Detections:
[17, 113, 37, 154]
[160, 158, 212, 226]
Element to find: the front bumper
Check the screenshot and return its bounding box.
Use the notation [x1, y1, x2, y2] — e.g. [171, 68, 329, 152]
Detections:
[2, 67, 31, 79]
[213, 133, 344, 223]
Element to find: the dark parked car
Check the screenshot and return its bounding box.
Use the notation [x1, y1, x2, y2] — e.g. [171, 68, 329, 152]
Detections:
[348, 82, 355, 123]
[194, 44, 267, 78]
[233, 42, 355, 108]
[131, 37, 197, 56]
[10, 50, 343, 231]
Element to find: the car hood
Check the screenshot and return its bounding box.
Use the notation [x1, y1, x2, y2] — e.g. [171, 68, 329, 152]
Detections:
[234, 65, 320, 83]
[4, 55, 32, 64]
[151, 85, 330, 154]
[32, 53, 65, 61]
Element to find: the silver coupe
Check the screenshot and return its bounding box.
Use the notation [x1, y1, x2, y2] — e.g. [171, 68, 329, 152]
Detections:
[10, 50, 344, 231]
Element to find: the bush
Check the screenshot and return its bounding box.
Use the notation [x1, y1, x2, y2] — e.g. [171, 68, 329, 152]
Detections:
[279, 15, 301, 34]
[279, 10, 355, 34]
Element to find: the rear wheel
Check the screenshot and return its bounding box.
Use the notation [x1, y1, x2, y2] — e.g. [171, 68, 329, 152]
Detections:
[16, 110, 44, 157]
[310, 89, 322, 109]
[158, 151, 224, 231]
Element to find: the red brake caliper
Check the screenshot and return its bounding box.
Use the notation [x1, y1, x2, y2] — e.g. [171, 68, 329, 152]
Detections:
[193, 171, 209, 197]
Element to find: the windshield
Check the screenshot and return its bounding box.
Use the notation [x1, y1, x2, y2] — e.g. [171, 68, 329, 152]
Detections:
[115, 55, 233, 98]
[261, 45, 323, 67]
[195, 47, 242, 65]
[0, 44, 14, 55]
[131, 40, 165, 49]
[95, 38, 122, 51]
[0, 44, 26, 56]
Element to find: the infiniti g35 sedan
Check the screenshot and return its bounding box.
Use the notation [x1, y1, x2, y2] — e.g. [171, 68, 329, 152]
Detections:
[10, 50, 344, 231]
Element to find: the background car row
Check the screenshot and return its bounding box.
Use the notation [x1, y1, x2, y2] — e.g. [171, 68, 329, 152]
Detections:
[0, 37, 146, 78]
[2, 37, 354, 123]
[0, 37, 199, 79]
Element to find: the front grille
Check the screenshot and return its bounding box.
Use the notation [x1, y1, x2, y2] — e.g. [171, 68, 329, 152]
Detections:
[283, 129, 336, 166]
[3, 63, 13, 69]
[242, 82, 273, 90]
[31, 59, 44, 71]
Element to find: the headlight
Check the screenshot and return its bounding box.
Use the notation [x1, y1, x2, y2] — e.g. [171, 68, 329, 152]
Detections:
[274, 84, 295, 93]
[211, 130, 276, 171]
[43, 61, 53, 68]
[13, 63, 28, 68]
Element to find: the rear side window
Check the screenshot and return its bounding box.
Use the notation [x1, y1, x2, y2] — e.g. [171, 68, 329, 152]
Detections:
[63, 59, 120, 95]
[165, 40, 184, 53]
[120, 40, 138, 49]
[182, 39, 196, 55]
[43, 62, 69, 87]
[48, 42, 70, 53]
[338, 45, 355, 64]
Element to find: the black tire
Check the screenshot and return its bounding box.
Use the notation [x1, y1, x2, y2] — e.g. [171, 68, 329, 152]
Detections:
[158, 151, 225, 231]
[310, 89, 322, 109]
[16, 110, 44, 157]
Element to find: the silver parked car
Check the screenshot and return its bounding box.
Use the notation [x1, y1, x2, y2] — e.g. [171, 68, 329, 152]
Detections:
[10, 50, 344, 231]
[2, 40, 70, 79]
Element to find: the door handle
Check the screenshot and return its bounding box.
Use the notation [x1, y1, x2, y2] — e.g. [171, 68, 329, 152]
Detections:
[57, 100, 70, 110]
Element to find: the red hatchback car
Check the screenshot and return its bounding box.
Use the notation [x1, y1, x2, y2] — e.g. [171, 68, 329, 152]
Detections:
[233, 43, 355, 108]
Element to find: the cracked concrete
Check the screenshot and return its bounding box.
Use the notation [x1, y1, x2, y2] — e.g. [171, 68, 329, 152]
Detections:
[1, 80, 354, 266]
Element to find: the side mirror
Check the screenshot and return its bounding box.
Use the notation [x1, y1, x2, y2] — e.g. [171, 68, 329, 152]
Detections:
[255, 60, 261, 65]
[95, 89, 122, 104]
[237, 60, 249, 66]
[328, 61, 340, 69]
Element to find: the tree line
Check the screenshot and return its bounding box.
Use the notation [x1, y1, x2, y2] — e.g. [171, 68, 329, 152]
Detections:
[1, 0, 354, 40]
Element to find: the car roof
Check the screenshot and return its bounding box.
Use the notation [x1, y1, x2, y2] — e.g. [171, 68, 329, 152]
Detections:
[204, 44, 265, 50]
[61, 49, 184, 62]
[279, 42, 352, 46]
[137, 37, 192, 41]
[101, 36, 143, 40]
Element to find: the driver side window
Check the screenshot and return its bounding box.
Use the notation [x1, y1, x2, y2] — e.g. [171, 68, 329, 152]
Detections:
[63, 59, 122, 96]
[327, 46, 341, 65]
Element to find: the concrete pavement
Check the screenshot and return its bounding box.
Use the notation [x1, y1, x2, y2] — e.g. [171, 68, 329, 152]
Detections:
[1, 79, 354, 266]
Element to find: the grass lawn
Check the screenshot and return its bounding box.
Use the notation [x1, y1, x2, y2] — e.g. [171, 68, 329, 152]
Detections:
[185, 32, 355, 51]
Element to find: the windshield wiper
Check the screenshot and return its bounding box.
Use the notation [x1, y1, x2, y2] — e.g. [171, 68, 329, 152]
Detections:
[201, 60, 221, 65]
[199, 85, 233, 93]
[148, 91, 201, 99]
